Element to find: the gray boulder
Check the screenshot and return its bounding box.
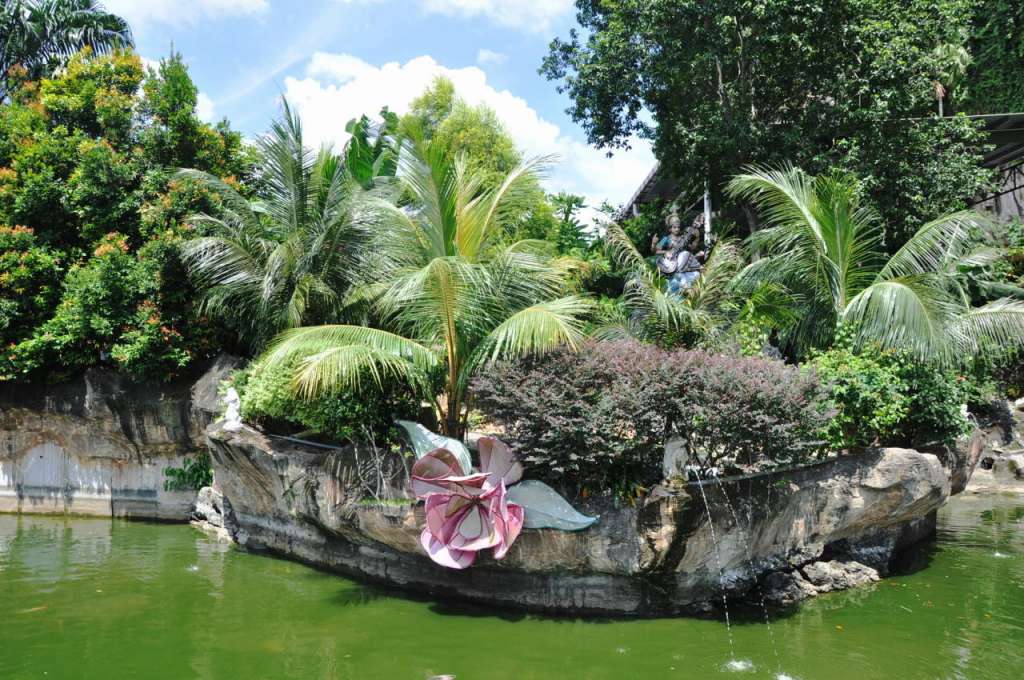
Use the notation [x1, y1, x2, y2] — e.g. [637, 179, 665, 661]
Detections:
[801, 560, 879, 593]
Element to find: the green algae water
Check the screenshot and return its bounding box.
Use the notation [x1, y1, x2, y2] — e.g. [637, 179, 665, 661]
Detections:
[1, 494, 1022, 680]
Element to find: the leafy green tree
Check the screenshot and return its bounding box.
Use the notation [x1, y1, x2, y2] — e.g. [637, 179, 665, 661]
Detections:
[964, 0, 1024, 113]
[180, 100, 370, 352]
[406, 77, 520, 184]
[137, 54, 244, 175]
[0, 226, 61, 347]
[405, 77, 550, 238]
[550, 192, 587, 253]
[0, 0, 132, 100]
[261, 123, 592, 437]
[0, 48, 252, 381]
[727, 166, 1024, 361]
[1, 233, 191, 382]
[543, 0, 992, 247]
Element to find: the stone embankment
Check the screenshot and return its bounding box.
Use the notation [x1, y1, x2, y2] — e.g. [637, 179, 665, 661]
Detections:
[0, 356, 236, 519]
[201, 421, 963, 616]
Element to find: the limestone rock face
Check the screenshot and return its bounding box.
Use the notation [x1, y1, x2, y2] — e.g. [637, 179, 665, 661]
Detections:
[964, 400, 1024, 494]
[0, 357, 237, 518]
[206, 423, 953, 617]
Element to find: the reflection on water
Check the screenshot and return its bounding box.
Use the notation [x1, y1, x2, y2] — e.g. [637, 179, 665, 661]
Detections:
[0, 494, 1022, 679]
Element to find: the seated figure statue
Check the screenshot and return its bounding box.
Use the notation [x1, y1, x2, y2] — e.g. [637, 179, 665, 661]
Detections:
[651, 210, 705, 294]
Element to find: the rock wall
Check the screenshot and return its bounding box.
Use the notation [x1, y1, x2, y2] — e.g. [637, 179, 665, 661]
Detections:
[964, 399, 1024, 494]
[0, 356, 237, 519]
[205, 422, 955, 616]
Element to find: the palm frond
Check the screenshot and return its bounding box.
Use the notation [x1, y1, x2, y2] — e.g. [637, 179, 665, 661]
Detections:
[727, 164, 821, 241]
[291, 345, 426, 399]
[949, 298, 1024, 355]
[843, 276, 957, 359]
[263, 324, 437, 370]
[880, 210, 991, 279]
[476, 295, 594, 364]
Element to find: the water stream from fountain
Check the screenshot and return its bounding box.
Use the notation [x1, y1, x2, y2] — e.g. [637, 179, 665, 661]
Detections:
[693, 476, 738, 664]
[716, 478, 784, 677]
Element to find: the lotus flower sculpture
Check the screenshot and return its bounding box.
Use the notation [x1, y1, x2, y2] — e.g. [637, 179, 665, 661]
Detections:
[399, 421, 598, 570]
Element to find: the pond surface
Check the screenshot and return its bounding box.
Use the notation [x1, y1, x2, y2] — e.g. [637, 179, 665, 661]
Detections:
[1, 494, 1022, 680]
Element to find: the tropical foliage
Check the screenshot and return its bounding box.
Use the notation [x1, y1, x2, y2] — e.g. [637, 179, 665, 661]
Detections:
[473, 341, 831, 491]
[812, 342, 971, 450]
[232, 356, 417, 445]
[1, 0, 132, 100]
[727, 166, 1024, 362]
[259, 121, 592, 437]
[598, 221, 747, 349]
[0, 48, 250, 382]
[2, 4, 1022, 499]
[964, 0, 1024, 113]
[179, 100, 373, 352]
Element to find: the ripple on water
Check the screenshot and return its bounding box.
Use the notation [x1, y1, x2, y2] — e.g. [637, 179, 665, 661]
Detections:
[723, 658, 755, 672]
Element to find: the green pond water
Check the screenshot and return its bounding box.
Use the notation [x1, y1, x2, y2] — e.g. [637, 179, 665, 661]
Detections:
[1, 494, 1022, 680]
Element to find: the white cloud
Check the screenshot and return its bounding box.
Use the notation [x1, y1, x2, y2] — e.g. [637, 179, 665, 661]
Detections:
[105, 0, 268, 27]
[140, 57, 162, 73]
[476, 48, 507, 66]
[419, 0, 573, 32]
[283, 53, 655, 220]
[196, 92, 217, 122]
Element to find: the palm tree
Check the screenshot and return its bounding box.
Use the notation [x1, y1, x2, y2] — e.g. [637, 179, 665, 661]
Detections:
[179, 100, 370, 351]
[727, 165, 1024, 362]
[931, 42, 971, 117]
[597, 219, 748, 348]
[343, 109, 399, 189]
[1, 0, 132, 100]
[261, 122, 592, 437]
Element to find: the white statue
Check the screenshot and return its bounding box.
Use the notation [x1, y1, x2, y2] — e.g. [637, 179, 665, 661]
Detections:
[223, 387, 242, 431]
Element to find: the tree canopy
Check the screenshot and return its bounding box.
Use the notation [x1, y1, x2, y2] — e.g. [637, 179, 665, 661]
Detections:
[542, 0, 995, 248]
[1, 0, 132, 100]
[0, 48, 252, 381]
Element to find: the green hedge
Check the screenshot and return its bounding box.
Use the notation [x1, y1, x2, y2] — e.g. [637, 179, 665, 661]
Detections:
[232, 358, 418, 446]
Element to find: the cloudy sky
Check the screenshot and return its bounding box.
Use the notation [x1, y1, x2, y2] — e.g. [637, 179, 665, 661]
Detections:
[106, 0, 655, 219]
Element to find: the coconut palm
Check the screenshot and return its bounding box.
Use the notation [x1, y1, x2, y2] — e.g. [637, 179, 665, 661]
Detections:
[931, 42, 971, 116]
[596, 219, 748, 347]
[260, 122, 593, 437]
[179, 100, 370, 351]
[1, 0, 132, 99]
[727, 165, 1024, 362]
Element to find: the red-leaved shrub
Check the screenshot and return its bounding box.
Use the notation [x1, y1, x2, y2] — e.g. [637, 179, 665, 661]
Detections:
[471, 341, 829, 492]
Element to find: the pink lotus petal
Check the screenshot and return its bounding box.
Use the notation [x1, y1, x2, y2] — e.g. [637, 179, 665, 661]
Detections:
[424, 493, 467, 540]
[478, 436, 523, 488]
[411, 449, 488, 498]
[413, 448, 466, 477]
[484, 480, 511, 519]
[447, 501, 502, 552]
[419, 528, 476, 569]
[492, 502, 524, 560]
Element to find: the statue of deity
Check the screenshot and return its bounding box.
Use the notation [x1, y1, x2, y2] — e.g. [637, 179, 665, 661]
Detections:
[651, 210, 705, 293]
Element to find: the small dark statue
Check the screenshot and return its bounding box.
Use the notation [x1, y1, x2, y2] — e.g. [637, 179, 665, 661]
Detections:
[650, 210, 706, 294]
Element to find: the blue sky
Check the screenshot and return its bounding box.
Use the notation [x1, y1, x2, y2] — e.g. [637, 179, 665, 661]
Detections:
[106, 0, 655, 219]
